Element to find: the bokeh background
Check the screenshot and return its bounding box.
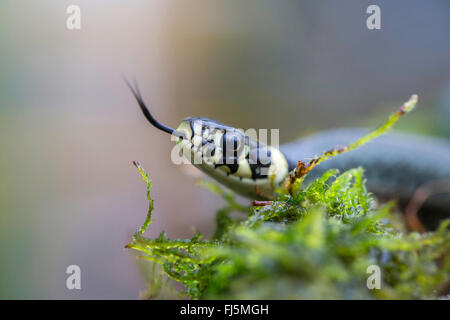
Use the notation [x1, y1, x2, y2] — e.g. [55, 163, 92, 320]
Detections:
[0, 0, 449, 299]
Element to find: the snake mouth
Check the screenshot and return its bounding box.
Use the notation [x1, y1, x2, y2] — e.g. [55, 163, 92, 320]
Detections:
[125, 78, 185, 140]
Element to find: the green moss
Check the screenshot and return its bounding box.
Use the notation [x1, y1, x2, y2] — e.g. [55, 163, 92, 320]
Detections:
[127, 166, 449, 299]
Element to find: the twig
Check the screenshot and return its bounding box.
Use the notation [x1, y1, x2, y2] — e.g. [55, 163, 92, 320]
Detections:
[284, 94, 418, 193]
[404, 180, 450, 233]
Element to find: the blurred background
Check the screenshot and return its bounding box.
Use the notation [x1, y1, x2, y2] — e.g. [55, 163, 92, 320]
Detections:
[0, 0, 449, 299]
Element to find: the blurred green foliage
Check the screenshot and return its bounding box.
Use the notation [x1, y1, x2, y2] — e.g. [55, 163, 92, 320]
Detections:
[127, 167, 450, 299]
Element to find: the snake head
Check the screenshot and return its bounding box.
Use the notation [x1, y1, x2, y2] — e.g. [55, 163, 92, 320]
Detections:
[127, 80, 288, 199]
[175, 117, 288, 199]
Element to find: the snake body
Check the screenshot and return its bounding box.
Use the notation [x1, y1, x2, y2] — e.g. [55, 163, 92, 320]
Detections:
[281, 128, 450, 229]
[127, 81, 450, 229]
[281, 128, 450, 200]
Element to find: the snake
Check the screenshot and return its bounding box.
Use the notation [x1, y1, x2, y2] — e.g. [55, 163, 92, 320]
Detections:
[127, 81, 450, 230]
